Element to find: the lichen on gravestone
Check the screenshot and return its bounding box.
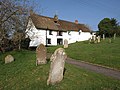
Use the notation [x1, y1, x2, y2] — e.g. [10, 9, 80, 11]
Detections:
[5, 54, 14, 64]
[47, 48, 67, 85]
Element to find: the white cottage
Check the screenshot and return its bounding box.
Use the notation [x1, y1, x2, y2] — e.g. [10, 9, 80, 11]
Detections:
[26, 12, 92, 47]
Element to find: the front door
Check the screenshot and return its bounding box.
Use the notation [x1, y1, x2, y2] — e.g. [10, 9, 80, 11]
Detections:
[57, 38, 63, 45]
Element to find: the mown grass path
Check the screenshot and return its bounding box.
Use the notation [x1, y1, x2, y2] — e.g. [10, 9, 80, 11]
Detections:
[66, 57, 120, 80]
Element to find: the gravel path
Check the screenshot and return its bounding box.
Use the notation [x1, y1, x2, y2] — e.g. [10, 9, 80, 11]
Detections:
[66, 57, 120, 80]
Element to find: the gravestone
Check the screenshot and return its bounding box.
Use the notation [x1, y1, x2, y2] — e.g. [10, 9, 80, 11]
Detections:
[93, 36, 97, 43]
[97, 36, 100, 43]
[92, 35, 94, 40]
[64, 39, 68, 48]
[5, 55, 14, 64]
[93, 35, 96, 41]
[91, 35, 97, 43]
[36, 44, 47, 65]
[114, 33, 116, 40]
[47, 48, 67, 85]
[103, 34, 105, 40]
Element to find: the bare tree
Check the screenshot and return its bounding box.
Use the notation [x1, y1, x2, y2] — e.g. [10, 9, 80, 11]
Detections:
[0, 0, 34, 51]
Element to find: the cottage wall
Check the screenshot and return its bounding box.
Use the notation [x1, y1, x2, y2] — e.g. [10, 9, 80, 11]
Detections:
[26, 19, 92, 47]
[78, 32, 91, 41]
[68, 31, 78, 44]
[47, 30, 69, 45]
[47, 30, 57, 45]
[26, 19, 46, 47]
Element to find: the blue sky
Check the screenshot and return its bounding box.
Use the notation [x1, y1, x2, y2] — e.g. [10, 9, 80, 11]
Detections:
[31, 0, 120, 31]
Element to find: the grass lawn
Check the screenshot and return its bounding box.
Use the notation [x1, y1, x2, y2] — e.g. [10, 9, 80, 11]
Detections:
[0, 50, 120, 90]
[47, 37, 120, 70]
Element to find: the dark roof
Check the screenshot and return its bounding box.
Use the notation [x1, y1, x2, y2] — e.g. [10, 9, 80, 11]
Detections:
[30, 12, 90, 32]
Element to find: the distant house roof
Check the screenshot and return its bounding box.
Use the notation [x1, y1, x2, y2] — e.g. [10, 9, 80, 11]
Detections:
[30, 12, 90, 32]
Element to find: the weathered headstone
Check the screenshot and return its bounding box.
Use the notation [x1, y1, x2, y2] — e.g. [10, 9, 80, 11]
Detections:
[5, 55, 14, 64]
[93, 35, 96, 41]
[47, 48, 67, 85]
[97, 36, 100, 43]
[103, 34, 105, 40]
[36, 44, 47, 65]
[92, 35, 94, 40]
[64, 39, 68, 48]
[114, 33, 116, 40]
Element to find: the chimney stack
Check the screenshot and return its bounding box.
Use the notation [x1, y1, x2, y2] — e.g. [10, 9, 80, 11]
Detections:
[30, 10, 34, 15]
[75, 20, 78, 24]
[54, 14, 58, 23]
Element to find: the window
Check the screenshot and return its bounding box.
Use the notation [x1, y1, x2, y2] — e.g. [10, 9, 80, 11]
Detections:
[57, 31, 63, 36]
[47, 38, 51, 44]
[78, 30, 81, 35]
[57, 38, 63, 45]
[49, 30, 53, 35]
[68, 31, 71, 35]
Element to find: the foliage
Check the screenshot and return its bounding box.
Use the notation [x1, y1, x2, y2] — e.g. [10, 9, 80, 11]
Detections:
[0, 50, 120, 89]
[116, 26, 120, 36]
[98, 18, 120, 37]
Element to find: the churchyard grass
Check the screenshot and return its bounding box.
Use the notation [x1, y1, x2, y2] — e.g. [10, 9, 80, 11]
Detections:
[47, 38, 120, 70]
[0, 50, 120, 89]
[65, 37, 120, 70]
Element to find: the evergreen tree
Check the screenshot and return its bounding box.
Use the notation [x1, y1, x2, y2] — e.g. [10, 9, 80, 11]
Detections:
[98, 18, 120, 37]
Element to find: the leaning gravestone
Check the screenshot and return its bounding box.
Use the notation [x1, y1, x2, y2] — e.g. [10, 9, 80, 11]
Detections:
[64, 39, 68, 48]
[47, 48, 67, 85]
[5, 55, 14, 64]
[36, 44, 47, 65]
